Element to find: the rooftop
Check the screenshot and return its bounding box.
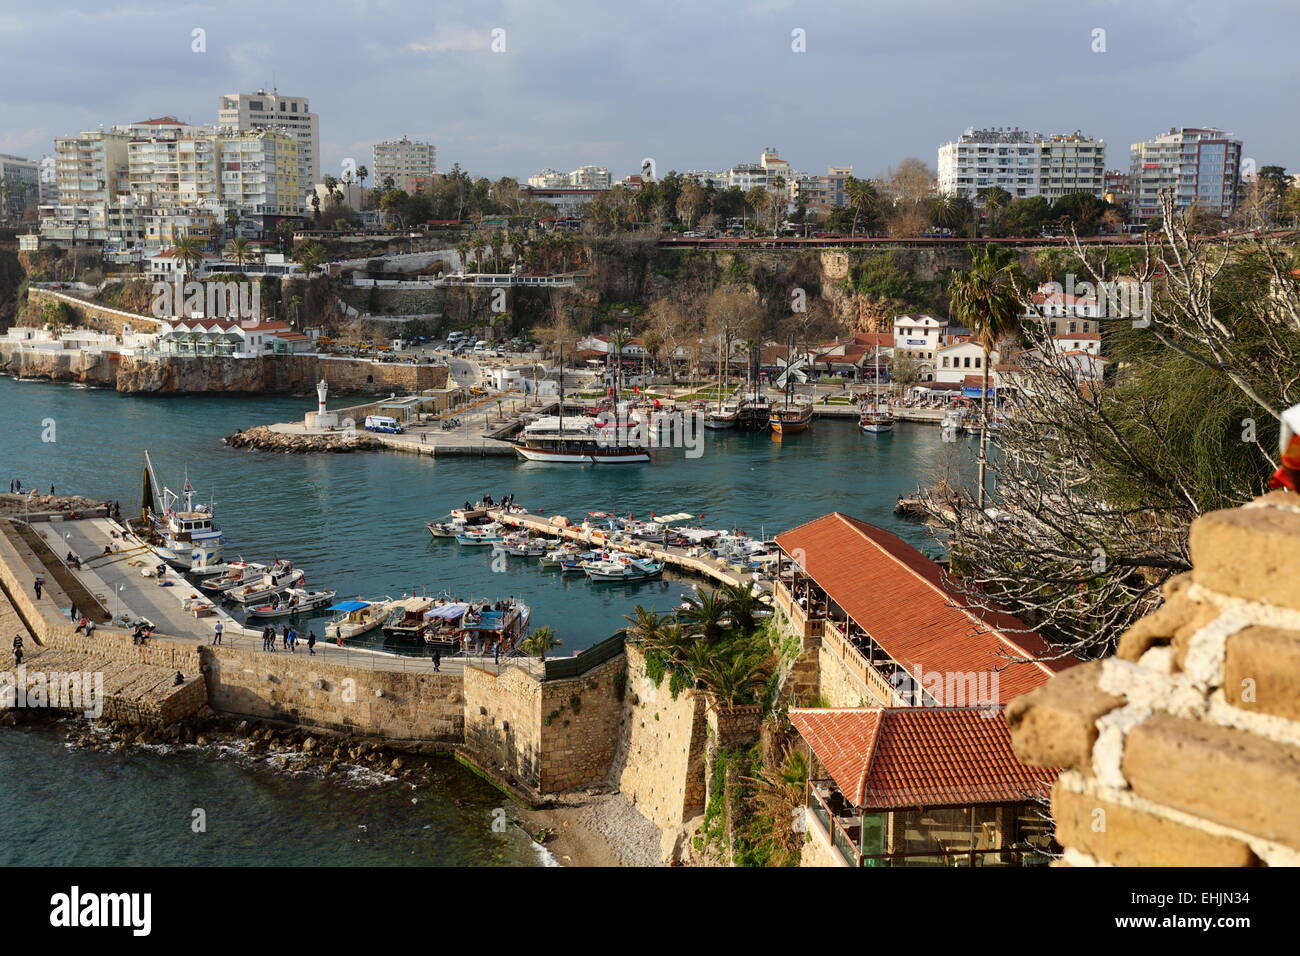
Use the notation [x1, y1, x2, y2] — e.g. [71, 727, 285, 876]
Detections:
[790, 706, 1056, 809]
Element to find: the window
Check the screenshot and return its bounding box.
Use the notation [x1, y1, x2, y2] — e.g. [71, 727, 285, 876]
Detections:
[975, 357, 981, 368]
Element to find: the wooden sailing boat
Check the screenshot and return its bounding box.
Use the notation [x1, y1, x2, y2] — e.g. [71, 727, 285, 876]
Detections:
[769, 336, 813, 435]
[859, 345, 895, 433]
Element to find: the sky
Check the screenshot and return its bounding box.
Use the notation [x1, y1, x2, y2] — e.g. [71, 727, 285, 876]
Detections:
[2, 0, 1297, 182]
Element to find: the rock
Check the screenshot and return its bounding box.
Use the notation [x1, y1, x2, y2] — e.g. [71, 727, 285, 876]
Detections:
[302, 737, 317, 753]
[390, 757, 404, 771]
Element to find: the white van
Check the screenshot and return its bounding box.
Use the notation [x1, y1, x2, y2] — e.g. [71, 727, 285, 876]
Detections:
[364, 415, 404, 434]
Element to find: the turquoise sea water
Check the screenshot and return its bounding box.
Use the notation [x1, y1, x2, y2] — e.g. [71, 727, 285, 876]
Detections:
[0, 375, 975, 865]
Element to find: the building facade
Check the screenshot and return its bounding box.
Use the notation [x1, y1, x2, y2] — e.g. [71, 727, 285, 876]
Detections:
[0, 154, 40, 218]
[218, 90, 319, 201]
[372, 136, 437, 193]
[938, 127, 1105, 201]
[1129, 127, 1243, 221]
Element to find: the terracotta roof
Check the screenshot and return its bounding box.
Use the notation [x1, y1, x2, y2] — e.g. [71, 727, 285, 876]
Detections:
[1053, 332, 1101, 340]
[775, 514, 1070, 703]
[132, 116, 188, 126]
[853, 333, 893, 347]
[789, 707, 1057, 809]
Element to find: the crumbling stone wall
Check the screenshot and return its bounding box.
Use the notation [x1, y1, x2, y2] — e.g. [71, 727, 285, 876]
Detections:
[1007, 490, 1300, 866]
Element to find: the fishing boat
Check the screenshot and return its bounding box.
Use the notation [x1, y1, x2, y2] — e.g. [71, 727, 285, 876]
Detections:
[200, 561, 267, 594]
[225, 560, 305, 605]
[513, 341, 650, 463]
[381, 595, 436, 639]
[427, 519, 464, 538]
[456, 526, 504, 546]
[585, 557, 664, 581]
[324, 599, 395, 642]
[141, 452, 226, 568]
[245, 588, 337, 619]
[539, 544, 581, 567]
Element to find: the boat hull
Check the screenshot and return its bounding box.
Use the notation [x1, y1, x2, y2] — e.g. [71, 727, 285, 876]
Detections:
[513, 445, 651, 464]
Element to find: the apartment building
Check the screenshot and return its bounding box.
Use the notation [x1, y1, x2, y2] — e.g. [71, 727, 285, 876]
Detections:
[372, 136, 437, 193]
[0, 154, 40, 217]
[569, 165, 611, 189]
[1128, 127, 1242, 221]
[52, 129, 130, 207]
[527, 168, 567, 188]
[218, 90, 319, 200]
[938, 127, 1105, 201]
[220, 130, 301, 219]
[128, 132, 223, 211]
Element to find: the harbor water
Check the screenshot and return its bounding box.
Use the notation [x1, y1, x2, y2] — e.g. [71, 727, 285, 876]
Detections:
[0, 376, 976, 865]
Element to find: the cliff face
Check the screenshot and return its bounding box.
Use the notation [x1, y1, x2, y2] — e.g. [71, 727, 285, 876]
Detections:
[114, 354, 319, 394]
[0, 344, 117, 385]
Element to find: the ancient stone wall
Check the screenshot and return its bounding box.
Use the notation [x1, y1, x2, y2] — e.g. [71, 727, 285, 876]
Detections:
[462, 654, 627, 797]
[1007, 491, 1300, 866]
[612, 644, 708, 830]
[201, 647, 464, 743]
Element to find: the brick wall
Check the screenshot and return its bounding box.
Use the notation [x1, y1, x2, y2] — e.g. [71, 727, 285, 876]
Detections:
[1007, 491, 1300, 866]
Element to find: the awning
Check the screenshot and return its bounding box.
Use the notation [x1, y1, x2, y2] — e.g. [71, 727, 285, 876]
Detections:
[324, 601, 369, 612]
[423, 603, 470, 620]
[654, 512, 695, 524]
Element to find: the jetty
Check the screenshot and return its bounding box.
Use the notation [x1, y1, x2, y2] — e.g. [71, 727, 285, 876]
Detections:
[484, 508, 769, 592]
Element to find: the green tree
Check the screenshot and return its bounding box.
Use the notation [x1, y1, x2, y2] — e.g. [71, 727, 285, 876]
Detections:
[521, 625, 562, 661]
[947, 244, 1027, 508]
[224, 236, 252, 269]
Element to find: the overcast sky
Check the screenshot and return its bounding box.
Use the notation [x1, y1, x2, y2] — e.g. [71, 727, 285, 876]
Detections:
[2, 0, 1296, 181]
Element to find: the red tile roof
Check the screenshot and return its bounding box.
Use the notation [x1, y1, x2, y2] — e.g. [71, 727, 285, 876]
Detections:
[1053, 332, 1100, 340]
[789, 707, 1056, 809]
[775, 514, 1071, 703]
[853, 332, 893, 347]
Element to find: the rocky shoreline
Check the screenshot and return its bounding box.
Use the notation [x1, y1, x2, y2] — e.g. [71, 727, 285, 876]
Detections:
[225, 425, 382, 454]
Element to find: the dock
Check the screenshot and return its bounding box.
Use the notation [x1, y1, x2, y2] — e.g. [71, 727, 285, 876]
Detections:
[486, 509, 769, 593]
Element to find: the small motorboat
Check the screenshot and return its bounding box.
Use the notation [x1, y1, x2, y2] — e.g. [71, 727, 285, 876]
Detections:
[200, 561, 267, 594]
[245, 587, 337, 619]
[381, 595, 436, 639]
[456, 527, 503, 546]
[226, 561, 305, 605]
[585, 557, 664, 582]
[324, 598, 395, 642]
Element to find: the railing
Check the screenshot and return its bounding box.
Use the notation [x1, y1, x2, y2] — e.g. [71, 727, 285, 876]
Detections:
[806, 784, 1051, 868]
[821, 619, 898, 705]
[542, 632, 625, 681]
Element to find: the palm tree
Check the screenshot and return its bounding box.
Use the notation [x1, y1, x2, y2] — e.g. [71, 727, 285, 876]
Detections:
[622, 605, 667, 645]
[521, 625, 562, 662]
[292, 240, 325, 277]
[845, 177, 879, 237]
[609, 327, 633, 396]
[718, 582, 762, 633]
[744, 746, 809, 865]
[947, 243, 1026, 508]
[679, 587, 730, 645]
[225, 236, 252, 270]
[172, 236, 204, 277]
[696, 649, 769, 706]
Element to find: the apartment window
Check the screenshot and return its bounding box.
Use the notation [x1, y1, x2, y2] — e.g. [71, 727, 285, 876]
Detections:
[963, 356, 971, 368]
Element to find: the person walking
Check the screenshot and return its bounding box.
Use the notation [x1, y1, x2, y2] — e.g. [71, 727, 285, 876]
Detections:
[33, 577, 42, 600]
[307, 630, 317, 656]
[12, 634, 23, 665]
[287, 626, 297, 653]
[281, 624, 289, 650]
[212, 619, 224, 645]
[431, 645, 441, 672]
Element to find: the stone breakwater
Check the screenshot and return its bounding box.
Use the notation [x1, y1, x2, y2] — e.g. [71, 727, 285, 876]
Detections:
[225, 425, 381, 454]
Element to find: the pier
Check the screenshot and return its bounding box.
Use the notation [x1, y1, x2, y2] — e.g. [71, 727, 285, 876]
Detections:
[485, 508, 769, 592]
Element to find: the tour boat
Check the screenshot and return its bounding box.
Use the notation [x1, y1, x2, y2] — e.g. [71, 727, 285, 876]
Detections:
[381, 595, 437, 639]
[245, 588, 337, 619]
[226, 561, 305, 605]
[770, 402, 814, 434]
[513, 416, 651, 464]
[859, 406, 895, 433]
[428, 599, 532, 650]
[513, 340, 649, 463]
[324, 599, 395, 642]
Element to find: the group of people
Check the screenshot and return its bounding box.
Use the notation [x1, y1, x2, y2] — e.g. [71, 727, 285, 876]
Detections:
[72, 617, 97, 636]
[467, 492, 516, 511]
[259, 623, 317, 655]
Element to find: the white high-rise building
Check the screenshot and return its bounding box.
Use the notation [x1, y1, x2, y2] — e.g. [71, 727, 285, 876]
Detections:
[937, 128, 1106, 202]
[569, 165, 611, 189]
[372, 136, 437, 193]
[1129, 127, 1243, 221]
[218, 90, 319, 201]
[527, 168, 567, 188]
